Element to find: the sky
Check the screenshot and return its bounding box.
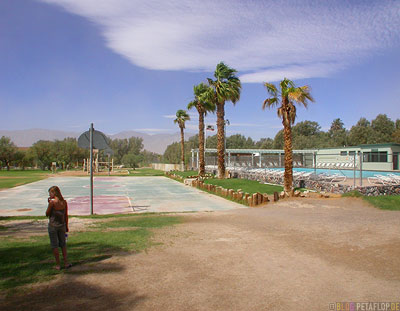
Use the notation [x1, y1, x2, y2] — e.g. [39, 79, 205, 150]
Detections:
[1, 0, 400, 140]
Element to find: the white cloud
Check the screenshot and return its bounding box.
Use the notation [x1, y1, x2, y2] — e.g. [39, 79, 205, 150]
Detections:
[162, 115, 176, 119]
[40, 0, 400, 82]
[229, 123, 264, 128]
[133, 128, 173, 133]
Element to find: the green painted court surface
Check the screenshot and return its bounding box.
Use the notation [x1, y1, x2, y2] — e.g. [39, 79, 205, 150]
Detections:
[0, 176, 244, 216]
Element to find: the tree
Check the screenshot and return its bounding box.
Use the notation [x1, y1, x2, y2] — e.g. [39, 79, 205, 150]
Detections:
[207, 62, 241, 178]
[174, 109, 190, 169]
[393, 129, 400, 144]
[262, 78, 314, 195]
[226, 134, 255, 149]
[30, 140, 55, 170]
[329, 118, 347, 147]
[347, 118, 374, 146]
[293, 121, 321, 137]
[110, 137, 144, 164]
[0, 136, 17, 170]
[14, 149, 35, 170]
[393, 119, 400, 144]
[273, 130, 284, 149]
[163, 134, 199, 165]
[205, 134, 217, 149]
[255, 138, 274, 149]
[188, 82, 215, 176]
[122, 153, 143, 170]
[53, 138, 85, 169]
[371, 114, 395, 143]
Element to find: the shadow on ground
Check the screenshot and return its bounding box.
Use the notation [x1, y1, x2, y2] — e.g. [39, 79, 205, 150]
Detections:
[0, 275, 146, 311]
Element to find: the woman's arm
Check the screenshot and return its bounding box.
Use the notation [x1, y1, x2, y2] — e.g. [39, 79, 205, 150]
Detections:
[65, 201, 69, 232]
[46, 200, 53, 217]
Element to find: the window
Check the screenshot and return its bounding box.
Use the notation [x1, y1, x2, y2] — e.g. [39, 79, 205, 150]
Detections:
[340, 151, 347, 156]
[349, 151, 356, 156]
[363, 151, 388, 162]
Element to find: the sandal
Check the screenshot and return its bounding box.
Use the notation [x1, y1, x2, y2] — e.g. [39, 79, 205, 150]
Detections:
[65, 263, 72, 269]
[54, 266, 61, 271]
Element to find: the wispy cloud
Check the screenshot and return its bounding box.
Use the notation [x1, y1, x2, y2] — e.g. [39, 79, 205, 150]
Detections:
[163, 112, 197, 119]
[229, 123, 264, 128]
[163, 115, 175, 119]
[40, 0, 400, 82]
[133, 128, 174, 133]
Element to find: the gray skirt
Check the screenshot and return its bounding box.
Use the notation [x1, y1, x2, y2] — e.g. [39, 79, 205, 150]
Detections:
[48, 224, 66, 249]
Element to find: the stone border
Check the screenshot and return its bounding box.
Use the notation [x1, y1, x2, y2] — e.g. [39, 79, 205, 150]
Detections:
[225, 170, 400, 196]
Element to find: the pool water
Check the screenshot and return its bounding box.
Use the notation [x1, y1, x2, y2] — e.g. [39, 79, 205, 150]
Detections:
[267, 167, 400, 178]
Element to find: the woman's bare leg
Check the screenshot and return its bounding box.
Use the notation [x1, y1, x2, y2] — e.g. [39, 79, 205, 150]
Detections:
[52, 248, 60, 269]
[62, 246, 70, 268]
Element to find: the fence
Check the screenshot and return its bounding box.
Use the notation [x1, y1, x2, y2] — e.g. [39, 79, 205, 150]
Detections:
[191, 149, 400, 189]
[152, 163, 184, 172]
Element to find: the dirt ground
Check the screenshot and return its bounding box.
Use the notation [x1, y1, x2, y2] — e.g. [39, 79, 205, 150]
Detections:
[1, 197, 400, 311]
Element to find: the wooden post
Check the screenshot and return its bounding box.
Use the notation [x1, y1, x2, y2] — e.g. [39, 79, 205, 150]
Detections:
[252, 193, 258, 206]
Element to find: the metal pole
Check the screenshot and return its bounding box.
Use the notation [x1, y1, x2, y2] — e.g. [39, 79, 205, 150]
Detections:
[314, 153, 316, 175]
[108, 154, 110, 176]
[359, 152, 363, 186]
[353, 153, 356, 188]
[89, 123, 94, 215]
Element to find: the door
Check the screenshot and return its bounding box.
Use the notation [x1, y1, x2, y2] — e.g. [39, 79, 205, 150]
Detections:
[394, 154, 399, 170]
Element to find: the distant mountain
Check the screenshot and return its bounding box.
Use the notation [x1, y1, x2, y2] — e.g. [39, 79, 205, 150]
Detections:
[0, 129, 195, 154]
[0, 129, 79, 147]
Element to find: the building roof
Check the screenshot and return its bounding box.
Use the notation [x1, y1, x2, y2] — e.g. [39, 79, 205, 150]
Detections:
[195, 148, 316, 154]
[357, 143, 400, 148]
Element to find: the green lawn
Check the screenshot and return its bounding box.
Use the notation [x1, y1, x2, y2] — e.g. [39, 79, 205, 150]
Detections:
[0, 170, 49, 189]
[343, 191, 400, 211]
[128, 168, 165, 176]
[363, 195, 400, 211]
[0, 214, 182, 294]
[204, 178, 283, 195]
[169, 170, 199, 178]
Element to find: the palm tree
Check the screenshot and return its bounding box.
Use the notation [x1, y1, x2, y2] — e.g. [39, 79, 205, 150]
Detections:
[188, 83, 216, 176]
[207, 62, 241, 179]
[262, 78, 314, 195]
[174, 109, 190, 170]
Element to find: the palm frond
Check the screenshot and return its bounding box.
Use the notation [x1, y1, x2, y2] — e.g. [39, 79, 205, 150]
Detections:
[288, 85, 314, 108]
[262, 97, 278, 110]
[288, 103, 297, 124]
[187, 100, 197, 110]
[277, 107, 283, 119]
[264, 82, 278, 97]
[174, 109, 190, 129]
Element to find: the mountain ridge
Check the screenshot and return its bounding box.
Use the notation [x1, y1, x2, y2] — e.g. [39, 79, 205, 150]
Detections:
[0, 129, 195, 154]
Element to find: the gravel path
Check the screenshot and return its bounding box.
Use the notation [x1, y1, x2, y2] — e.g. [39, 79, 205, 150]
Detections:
[2, 197, 400, 311]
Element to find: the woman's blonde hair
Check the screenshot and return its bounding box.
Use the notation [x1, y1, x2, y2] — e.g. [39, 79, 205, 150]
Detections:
[48, 186, 65, 202]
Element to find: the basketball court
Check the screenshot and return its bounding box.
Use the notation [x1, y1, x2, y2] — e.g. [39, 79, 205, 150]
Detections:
[0, 176, 244, 216]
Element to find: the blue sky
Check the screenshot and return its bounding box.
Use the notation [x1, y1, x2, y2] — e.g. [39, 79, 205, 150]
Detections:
[1, 0, 399, 140]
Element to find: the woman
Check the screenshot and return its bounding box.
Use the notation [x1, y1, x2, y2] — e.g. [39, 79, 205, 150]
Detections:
[46, 186, 71, 270]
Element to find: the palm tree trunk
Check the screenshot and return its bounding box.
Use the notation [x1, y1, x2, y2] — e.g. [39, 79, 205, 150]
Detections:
[216, 102, 225, 179]
[283, 117, 294, 195]
[198, 110, 205, 176]
[180, 126, 185, 170]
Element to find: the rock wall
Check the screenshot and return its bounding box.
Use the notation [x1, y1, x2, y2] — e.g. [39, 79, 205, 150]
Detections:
[210, 169, 400, 196]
